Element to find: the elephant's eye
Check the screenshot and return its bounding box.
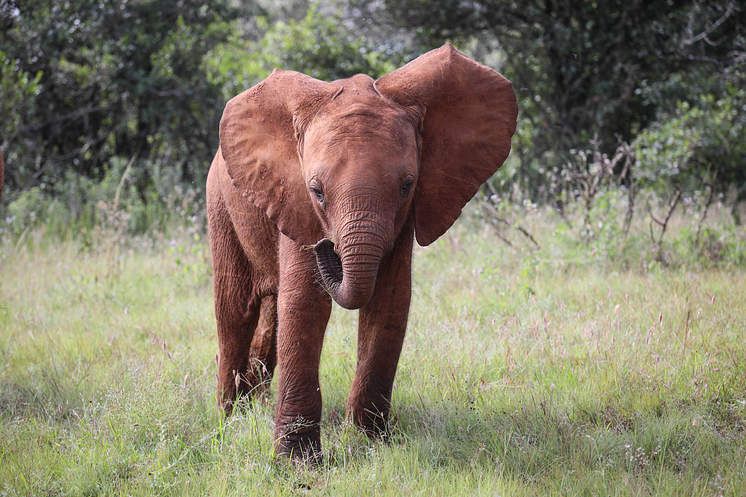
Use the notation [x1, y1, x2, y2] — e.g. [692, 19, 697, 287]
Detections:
[310, 184, 325, 204]
[400, 178, 414, 197]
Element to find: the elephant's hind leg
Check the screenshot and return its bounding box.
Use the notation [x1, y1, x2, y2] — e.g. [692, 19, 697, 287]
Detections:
[246, 294, 278, 396]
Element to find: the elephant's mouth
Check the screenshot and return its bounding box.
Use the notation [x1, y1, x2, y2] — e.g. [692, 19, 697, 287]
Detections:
[314, 239, 343, 292]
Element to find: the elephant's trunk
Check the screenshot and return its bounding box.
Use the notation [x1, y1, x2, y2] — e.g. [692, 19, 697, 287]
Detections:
[314, 236, 384, 310]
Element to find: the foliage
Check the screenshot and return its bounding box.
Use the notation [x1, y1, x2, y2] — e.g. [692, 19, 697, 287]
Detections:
[1, 156, 203, 242]
[358, 0, 746, 204]
[205, 5, 397, 101]
[0, 49, 41, 175]
[0, 0, 744, 260]
[0, 1, 403, 235]
[0, 0, 244, 196]
[634, 84, 746, 204]
[469, 194, 745, 271]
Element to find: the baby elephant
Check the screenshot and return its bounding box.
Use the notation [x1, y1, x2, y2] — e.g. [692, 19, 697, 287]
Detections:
[207, 44, 517, 460]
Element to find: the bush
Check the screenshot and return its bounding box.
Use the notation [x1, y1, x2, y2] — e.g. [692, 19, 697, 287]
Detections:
[1, 156, 203, 242]
[634, 85, 746, 214]
[204, 4, 397, 100]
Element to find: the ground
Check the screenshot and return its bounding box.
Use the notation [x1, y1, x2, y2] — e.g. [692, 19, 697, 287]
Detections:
[0, 222, 744, 496]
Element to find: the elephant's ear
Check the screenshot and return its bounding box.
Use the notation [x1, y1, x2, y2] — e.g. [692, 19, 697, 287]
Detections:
[219, 70, 335, 245]
[376, 43, 518, 246]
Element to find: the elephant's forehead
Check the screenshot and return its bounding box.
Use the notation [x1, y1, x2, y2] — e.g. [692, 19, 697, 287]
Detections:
[303, 112, 418, 173]
[309, 102, 415, 147]
[321, 75, 411, 124]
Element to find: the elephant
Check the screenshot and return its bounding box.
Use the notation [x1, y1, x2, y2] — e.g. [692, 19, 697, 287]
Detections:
[206, 43, 517, 461]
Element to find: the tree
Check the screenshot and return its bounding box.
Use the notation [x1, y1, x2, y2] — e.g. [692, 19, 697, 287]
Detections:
[205, 4, 397, 101]
[356, 0, 745, 203]
[0, 0, 246, 193]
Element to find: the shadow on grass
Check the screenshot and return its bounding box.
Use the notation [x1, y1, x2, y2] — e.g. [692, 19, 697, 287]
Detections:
[319, 391, 743, 488]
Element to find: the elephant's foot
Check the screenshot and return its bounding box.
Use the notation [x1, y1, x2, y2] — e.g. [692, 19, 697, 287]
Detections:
[274, 417, 322, 464]
[218, 367, 272, 416]
[217, 372, 239, 416]
[242, 356, 274, 398]
[347, 397, 392, 439]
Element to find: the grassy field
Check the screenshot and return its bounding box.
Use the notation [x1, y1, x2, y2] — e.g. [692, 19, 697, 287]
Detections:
[0, 218, 744, 496]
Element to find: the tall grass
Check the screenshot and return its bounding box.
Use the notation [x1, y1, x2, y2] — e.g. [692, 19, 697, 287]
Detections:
[0, 206, 744, 496]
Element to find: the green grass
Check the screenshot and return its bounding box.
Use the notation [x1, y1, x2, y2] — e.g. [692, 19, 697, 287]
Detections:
[0, 222, 744, 496]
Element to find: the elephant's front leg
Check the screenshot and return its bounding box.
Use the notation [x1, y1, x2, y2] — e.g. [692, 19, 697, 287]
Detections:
[347, 222, 414, 437]
[274, 235, 332, 461]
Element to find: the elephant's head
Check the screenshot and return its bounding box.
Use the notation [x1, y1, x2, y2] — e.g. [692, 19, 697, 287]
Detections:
[220, 44, 517, 309]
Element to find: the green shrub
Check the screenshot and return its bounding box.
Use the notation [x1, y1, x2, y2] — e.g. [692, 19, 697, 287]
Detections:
[634, 86, 746, 208]
[204, 4, 398, 100]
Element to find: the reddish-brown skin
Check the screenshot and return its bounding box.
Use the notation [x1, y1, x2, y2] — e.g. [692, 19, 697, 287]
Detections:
[207, 44, 518, 460]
